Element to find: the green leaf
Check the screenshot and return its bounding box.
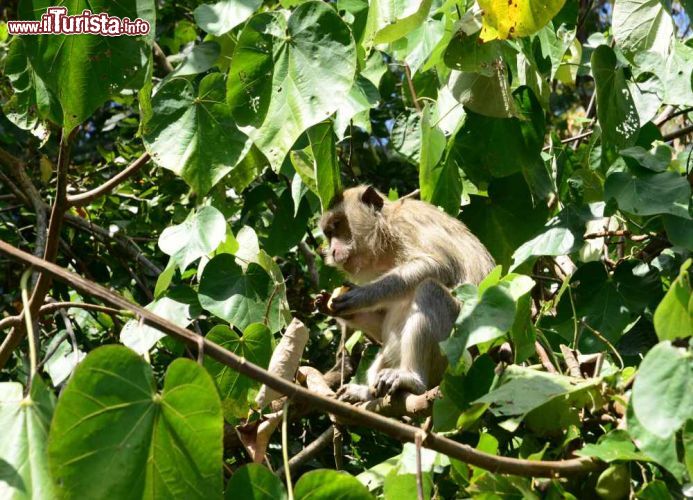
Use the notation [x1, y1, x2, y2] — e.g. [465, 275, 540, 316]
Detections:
[308, 122, 342, 210]
[227, 2, 356, 170]
[634, 41, 693, 106]
[144, 73, 251, 195]
[591, 45, 640, 150]
[511, 203, 604, 270]
[263, 190, 311, 256]
[447, 87, 548, 194]
[158, 205, 229, 272]
[447, 70, 516, 119]
[444, 33, 502, 76]
[205, 324, 271, 419]
[294, 469, 373, 500]
[198, 256, 282, 332]
[169, 42, 221, 77]
[419, 105, 460, 215]
[3, 37, 61, 131]
[612, 0, 674, 57]
[0, 378, 56, 499]
[391, 113, 421, 163]
[620, 144, 671, 172]
[363, 0, 433, 46]
[461, 176, 549, 271]
[18, 0, 154, 132]
[478, 0, 567, 41]
[632, 341, 693, 439]
[441, 285, 516, 372]
[627, 395, 686, 481]
[663, 216, 693, 251]
[225, 463, 287, 500]
[120, 296, 194, 354]
[194, 0, 262, 36]
[48, 346, 223, 499]
[575, 430, 651, 462]
[473, 365, 598, 422]
[604, 169, 691, 218]
[334, 74, 379, 140]
[392, 17, 446, 75]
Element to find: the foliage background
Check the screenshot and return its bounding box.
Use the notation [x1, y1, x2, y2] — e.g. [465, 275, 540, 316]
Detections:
[0, 0, 692, 498]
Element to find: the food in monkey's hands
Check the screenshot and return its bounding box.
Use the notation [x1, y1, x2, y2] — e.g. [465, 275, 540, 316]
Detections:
[313, 285, 351, 314]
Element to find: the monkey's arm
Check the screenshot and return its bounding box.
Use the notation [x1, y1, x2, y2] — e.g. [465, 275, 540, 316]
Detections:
[330, 258, 444, 314]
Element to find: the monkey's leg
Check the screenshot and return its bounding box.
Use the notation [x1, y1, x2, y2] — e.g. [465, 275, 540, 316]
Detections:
[373, 279, 459, 397]
[336, 352, 383, 403]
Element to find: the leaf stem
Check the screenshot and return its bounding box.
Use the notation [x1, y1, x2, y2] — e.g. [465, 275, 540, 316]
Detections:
[282, 401, 294, 500]
[20, 268, 37, 382]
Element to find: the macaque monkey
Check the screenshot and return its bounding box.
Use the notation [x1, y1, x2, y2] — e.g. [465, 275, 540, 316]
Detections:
[317, 185, 495, 403]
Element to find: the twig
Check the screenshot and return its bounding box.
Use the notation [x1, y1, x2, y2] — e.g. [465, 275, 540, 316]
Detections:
[580, 320, 624, 369]
[560, 344, 582, 378]
[656, 106, 693, 125]
[333, 425, 344, 470]
[401, 189, 421, 201]
[152, 41, 174, 74]
[0, 241, 600, 478]
[543, 130, 594, 151]
[404, 64, 422, 113]
[653, 105, 675, 126]
[663, 124, 693, 142]
[535, 341, 557, 373]
[276, 426, 335, 477]
[67, 152, 151, 207]
[583, 230, 653, 242]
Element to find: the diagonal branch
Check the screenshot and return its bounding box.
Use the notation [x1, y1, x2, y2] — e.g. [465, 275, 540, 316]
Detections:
[67, 152, 151, 207]
[0, 240, 600, 478]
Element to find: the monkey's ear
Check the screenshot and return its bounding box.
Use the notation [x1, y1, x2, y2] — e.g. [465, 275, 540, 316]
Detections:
[361, 186, 384, 211]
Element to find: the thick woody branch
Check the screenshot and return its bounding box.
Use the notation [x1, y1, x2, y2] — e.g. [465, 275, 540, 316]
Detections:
[0, 132, 75, 368]
[0, 240, 601, 478]
[67, 152, 151, 207]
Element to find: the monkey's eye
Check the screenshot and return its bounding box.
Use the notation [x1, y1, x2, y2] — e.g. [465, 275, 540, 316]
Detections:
[323, 228, 333, 239]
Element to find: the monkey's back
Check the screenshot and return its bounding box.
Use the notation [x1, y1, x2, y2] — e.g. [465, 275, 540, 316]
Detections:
[386, 198, 495, 286]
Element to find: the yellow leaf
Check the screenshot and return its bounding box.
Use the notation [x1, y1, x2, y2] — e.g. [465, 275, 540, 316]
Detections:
[39, 155, 53, 184]
[478, 0, 567, 41]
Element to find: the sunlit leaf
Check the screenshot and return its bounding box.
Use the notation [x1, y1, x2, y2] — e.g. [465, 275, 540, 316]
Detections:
[227, 2, 356, 170]
[478, 0, 567, 41]
[48, 346, 223, 499]
[144, 73, 251, 195]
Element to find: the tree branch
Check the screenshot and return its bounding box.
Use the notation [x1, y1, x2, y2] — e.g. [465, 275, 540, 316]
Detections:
[0, 130, 75, 368]
[0, 240, 600, 478]
[67, 152, 151, 207]
[663, 124, 693, 142]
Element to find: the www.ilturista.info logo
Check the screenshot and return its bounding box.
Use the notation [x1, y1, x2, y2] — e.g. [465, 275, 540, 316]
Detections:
[7, 6, 150, 36]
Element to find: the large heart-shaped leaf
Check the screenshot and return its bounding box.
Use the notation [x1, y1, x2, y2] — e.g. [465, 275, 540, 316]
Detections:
[592, 45, 640, 150]
[198, 255, 282, 332]
[120, 296, 194, 354]
[18, 0, 154, 132]
[205, 324, 272, 419]
[612, 0, 674, 57]
[308, 122, 342, 211]
[0, 378, 56, 499]
[144, 73, 251, 195]
[158, 205, 229, 272]
[48, 346, 223, 499]
[227, 2, 356, 170]
[478, 0, 567, 41]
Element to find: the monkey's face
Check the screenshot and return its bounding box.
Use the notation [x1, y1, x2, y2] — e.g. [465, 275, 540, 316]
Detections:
[319, 208, 354, 270]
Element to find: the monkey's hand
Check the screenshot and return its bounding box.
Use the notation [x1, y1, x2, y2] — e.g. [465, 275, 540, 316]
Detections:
[336, 383, 374, 403]
[373, 369, 426, 397]
[329, 285, 369, 315]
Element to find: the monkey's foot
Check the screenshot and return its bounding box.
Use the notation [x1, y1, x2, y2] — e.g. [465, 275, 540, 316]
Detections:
[336, 383, 374, 403]
[372, 369, 426, 397]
